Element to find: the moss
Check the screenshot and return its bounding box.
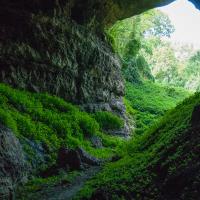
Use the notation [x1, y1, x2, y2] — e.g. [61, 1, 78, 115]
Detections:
[94, 111, 124, 130]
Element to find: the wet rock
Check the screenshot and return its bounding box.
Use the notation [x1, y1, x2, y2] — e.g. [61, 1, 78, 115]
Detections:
[0, 124, 27, 200]
[191, 104, 200, 127]
[90, 136, 103, 148]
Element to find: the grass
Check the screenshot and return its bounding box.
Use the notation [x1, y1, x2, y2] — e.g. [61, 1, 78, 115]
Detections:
[0, 84, 124, 167]
[94, 111, 124, 130]
[76, 92, 200, 200]
[125, 81, 192, 134]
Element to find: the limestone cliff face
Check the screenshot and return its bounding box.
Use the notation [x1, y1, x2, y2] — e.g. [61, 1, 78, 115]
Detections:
[0, 16, 124, 104]
[0, 124, 27, 199]
[0, 2, 129, 135]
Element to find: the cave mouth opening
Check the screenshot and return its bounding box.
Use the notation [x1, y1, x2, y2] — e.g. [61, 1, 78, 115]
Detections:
[107, 0, 200, 134]
[108, 0, 200, 92]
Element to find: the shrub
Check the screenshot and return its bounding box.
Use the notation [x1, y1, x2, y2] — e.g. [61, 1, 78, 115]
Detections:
[125, 81, 191, 134]
[77, 113, 100, 136]
[94, 111, 124, 130]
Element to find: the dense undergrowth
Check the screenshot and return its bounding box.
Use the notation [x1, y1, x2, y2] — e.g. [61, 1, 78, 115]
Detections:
[125, 81, 191, 134]
[0, 84, 124, 167]
[76, 92, 200, 200]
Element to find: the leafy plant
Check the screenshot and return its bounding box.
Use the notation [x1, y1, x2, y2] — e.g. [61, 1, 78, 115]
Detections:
[94, 111, 124, 130]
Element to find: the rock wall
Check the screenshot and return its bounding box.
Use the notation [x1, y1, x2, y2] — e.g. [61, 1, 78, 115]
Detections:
[0, 16, 124, 104]
[0, 124, 27, 199]
[0, 4, 129, 135]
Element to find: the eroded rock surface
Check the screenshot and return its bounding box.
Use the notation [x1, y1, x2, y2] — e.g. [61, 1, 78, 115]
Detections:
[0, 124, 27, 200]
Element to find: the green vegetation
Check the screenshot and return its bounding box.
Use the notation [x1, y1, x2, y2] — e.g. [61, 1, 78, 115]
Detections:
[107, 9, 174, 83]
[0, 83, 123, 165]
[125, 81, 191, 134]
[107, 8, 200, 93]
[2, 5, 199, 200]
[72, 8, 200, 200]
[181, 50, 200, 91]
[76, 92, 200, 200]
[94, 111, 124, 130]
[107, 8, 193, 136]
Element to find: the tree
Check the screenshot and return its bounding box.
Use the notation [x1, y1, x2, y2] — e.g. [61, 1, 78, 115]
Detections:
[182, 51, 200, 91]
[144, 10, 175, 38]
[107, 9, 175, 83]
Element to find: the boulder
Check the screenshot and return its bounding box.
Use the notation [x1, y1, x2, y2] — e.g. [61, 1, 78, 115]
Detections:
[57, 147, 82, 170]
[0, 124, 27, 200]
[90, 136, 103, 149]
[57, 147, 101, 171]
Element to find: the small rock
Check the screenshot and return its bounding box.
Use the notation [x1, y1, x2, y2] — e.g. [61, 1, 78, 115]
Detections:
[77, 147, 101, 166]
[90, 136, 103, 148]
[40, 164, 58, 178]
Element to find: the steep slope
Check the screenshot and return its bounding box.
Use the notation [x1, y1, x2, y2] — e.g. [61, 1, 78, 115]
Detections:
[0, 83, 126, 198]
[76, 93, 200, 200]
[0, 83, 124, 170]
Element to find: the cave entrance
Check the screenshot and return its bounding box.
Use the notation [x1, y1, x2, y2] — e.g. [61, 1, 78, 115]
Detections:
[107, 0, 200, 134]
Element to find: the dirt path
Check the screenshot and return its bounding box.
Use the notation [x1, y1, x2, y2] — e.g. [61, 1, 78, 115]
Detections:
[39, 167, 100, 200]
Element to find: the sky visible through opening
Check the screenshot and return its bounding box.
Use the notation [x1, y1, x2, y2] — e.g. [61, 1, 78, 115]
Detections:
[158, 0, 200, 49]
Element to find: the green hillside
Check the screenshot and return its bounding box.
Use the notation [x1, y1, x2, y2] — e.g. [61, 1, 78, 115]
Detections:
[0, 84, 123, 167]
[76, 92, 200, 200]
[125, 81, 191, 134]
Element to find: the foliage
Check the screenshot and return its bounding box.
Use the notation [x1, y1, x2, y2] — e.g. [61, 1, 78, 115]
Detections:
[144, 9, 175, 37]
[76, 92, 200, 200]
[0, 84, 123, 164]
[107, 9, 175, 83]
[125, 81, 191, 134]
[182, 50, 200, 91]
[94, 111, 124, 130]
[108, 7, 200, 93]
